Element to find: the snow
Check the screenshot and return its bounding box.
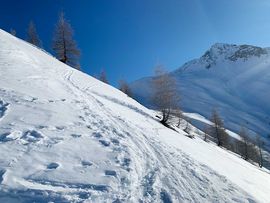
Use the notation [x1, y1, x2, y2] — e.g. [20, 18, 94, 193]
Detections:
[130, 43, 270, 146]
[184, 112, 241, 140]
[0, 29, 270, 202]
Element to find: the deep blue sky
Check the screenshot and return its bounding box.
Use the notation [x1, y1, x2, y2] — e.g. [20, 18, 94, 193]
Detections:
[1, 0, 270, 85]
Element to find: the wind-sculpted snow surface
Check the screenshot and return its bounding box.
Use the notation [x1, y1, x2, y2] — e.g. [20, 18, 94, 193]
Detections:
[0, 29, 269, 202]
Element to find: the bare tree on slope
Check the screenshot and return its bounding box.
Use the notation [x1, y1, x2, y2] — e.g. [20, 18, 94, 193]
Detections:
[99, 69, 109, 84]
[208, 109, 229, 147]
[152, 66, 180, 126]
[52, 12, 80, 69]
[256, 135, 264, 168]
[238, 127, 250, 160]
[119, 80, 132, 97]
[26, 21, 42, 47]
[10, 28, 16, 36]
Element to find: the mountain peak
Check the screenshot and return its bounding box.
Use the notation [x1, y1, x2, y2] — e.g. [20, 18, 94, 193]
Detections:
[201, 43, 268, 68]
[210, 42, 237, 50]
[228, 44, 268, 61]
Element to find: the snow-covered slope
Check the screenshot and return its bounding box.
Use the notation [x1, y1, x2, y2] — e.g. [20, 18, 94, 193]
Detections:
[131, 43, 270, 143]
[0, 30, 270, 202]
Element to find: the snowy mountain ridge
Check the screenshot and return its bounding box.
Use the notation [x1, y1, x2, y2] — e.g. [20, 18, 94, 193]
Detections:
[178, 43, 269, 71]
[0, 29, 270, 202]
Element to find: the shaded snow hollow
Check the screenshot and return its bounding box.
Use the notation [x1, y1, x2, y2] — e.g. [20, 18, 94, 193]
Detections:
[0, 29, 269, 202]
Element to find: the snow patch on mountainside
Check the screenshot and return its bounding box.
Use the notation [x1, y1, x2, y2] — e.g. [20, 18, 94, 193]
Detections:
[183, 112, 241, 140]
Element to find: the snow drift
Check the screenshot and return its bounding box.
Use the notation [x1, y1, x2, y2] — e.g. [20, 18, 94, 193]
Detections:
[0, 29, 270, 202]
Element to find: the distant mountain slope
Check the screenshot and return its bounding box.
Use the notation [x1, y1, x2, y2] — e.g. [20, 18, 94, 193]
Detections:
[131, 43, 270, 142]
[0, 30, 270, 202]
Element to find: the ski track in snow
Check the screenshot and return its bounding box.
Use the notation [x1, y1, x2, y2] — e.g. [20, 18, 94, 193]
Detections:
[62, 70, 255, 202]
[2, 67, 250, 202]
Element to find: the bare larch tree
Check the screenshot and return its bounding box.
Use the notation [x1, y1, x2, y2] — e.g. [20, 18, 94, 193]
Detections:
[27, 21, 42, 47]
[256, 135, 264, 168]
[119, 80, 132, 97]
[239, 127, 250, 160]
[10, 28, 16, 36]
[52, 12, 80, 69]
[203, 124, 209, 142]
[99, 69, 108, 84]
[152, 66, 180, 126]
[176, 109, 183, 128]
[209, 109, 229, 147]
[184, 119, 191, 134]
